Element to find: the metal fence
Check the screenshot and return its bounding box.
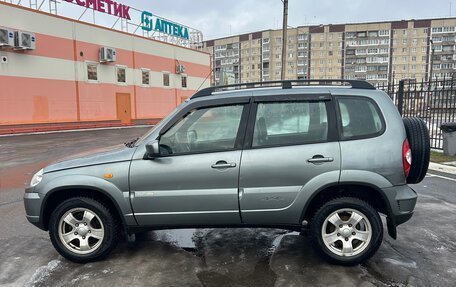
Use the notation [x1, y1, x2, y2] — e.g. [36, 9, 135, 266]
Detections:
[378, 78, 456, 149]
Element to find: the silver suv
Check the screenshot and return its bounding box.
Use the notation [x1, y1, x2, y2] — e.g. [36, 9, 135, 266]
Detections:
[24, 80, 430, 265]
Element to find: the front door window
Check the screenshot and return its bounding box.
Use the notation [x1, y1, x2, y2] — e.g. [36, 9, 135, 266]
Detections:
[160, 105, 244, 155]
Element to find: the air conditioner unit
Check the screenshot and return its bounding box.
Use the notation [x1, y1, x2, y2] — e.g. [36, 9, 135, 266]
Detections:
[14, 31, 36, 50]
[176, 64, 186, 74]
[99, 47, 116, 63]
[0, 27, 14, 48]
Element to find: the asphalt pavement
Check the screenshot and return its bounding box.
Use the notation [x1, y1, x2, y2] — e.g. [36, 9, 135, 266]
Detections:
[1, 127, 455, 287]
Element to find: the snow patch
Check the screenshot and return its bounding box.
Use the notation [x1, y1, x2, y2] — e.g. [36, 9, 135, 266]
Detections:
[383, 258, 417, 269]
[436, 245, 447, 251]
[26, 259, 61, 287]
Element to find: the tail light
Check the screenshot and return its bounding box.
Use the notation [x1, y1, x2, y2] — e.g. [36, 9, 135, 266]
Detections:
[402, 139, 412, 178]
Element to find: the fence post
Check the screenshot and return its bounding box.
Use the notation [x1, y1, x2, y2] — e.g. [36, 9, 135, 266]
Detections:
[397, 80, 405, 116]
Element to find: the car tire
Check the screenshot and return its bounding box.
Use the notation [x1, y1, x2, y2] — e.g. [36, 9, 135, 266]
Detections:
[48, 197, 119, 263]
[310, 197, 383, 266]
[403, 117, 430, 184]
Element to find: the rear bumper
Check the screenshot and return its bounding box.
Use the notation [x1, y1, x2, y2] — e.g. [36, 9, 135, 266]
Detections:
[382, 184, 417, 226]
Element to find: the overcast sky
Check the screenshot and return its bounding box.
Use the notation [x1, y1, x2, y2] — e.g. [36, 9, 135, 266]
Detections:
[60, 0, 456, 40]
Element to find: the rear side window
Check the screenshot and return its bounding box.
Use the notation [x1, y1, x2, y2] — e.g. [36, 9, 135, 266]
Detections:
[337, 97, 384, 140]
[252, 101, 328, 147]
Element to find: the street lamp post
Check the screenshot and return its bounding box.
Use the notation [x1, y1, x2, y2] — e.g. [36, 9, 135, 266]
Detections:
[281, 0, 288, 80]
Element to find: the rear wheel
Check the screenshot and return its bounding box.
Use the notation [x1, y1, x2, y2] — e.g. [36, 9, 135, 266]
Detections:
[49, 197, 119, 263]
[403, 117, 430, 184]
[310, 197, 383, 266]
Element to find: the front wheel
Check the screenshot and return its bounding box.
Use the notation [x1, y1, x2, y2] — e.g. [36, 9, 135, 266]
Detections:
[49, 197, 119, 263]
[310, 197, 383, 266]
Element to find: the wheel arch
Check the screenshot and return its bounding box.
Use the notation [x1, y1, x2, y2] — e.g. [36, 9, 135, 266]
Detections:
[301, 182, 394, 235]
[40, 186, 128, 232]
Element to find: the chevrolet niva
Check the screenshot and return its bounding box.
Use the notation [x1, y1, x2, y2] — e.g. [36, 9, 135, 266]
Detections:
[24, 80, 430, 265]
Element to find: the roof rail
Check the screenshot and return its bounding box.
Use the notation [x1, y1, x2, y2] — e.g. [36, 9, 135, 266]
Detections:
[191, 79, 376, 99]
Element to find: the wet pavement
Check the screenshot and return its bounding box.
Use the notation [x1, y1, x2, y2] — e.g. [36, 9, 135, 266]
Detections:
[1, 127, 456, 287]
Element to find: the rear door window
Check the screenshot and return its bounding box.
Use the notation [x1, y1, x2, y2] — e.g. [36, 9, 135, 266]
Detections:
[337, 97, 384, 140]
[252, 101, 328, 147]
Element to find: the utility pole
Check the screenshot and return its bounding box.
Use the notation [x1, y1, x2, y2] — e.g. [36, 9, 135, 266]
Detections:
[429, 39, 435, 84]
[281, 0, 288, 80]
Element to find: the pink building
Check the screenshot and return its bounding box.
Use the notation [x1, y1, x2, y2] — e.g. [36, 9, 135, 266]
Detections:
[0, 2, 211, 134]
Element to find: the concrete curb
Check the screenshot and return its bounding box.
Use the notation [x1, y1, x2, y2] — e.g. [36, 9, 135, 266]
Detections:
[428, 162, 456, 174]
[0, 125, 153, 137]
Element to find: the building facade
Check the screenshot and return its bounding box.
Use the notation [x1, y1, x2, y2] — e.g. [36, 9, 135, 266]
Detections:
[201, 18, 456, 86]
[0, 3, 210, 132]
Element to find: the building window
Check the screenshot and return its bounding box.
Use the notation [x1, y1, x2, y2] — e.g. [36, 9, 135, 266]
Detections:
[163, 73, 170, 86]
[379, 30, 389, 36]
[141, 69, 150, 86]
[181, 75, 187, 88]
[87, 62, 98, 82]
[116, 66, 126, 84]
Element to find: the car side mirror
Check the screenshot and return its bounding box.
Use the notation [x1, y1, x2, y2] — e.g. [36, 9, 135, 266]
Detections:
[145, 140, 160, 159]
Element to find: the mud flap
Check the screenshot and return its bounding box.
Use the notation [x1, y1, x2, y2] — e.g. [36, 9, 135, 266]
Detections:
[126, 233, 136, 248]
[386, 216, 397, 239]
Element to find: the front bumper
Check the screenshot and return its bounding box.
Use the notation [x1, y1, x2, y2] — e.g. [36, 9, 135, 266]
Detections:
[24, 187, 45, 229]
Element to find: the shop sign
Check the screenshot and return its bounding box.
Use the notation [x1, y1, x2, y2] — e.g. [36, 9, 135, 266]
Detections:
[141, 11, 189, 40]
[65, 0, 131, 20]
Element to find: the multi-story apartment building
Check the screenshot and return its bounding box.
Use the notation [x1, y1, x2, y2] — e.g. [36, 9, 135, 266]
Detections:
[430, 19, 456, 80]
[213, 36, 241, 84]
[200, 17, 456, 86]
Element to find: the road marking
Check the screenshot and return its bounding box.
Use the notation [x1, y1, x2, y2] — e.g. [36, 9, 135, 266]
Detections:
[426, 173, 456, 182]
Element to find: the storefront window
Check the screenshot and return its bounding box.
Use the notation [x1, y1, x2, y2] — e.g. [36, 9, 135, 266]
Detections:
[142, 69, 150, 85]
[117, 66, 126, 84]
[163, 73, 170, 86]
[87, 63, 98, 81]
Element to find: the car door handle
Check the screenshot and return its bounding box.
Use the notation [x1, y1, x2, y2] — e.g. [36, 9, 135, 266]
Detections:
[307, 156, 334, 163]
[211, 161, 237, 169]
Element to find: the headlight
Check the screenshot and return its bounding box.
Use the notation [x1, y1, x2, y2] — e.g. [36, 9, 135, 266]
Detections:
[30, 169, 44, 187]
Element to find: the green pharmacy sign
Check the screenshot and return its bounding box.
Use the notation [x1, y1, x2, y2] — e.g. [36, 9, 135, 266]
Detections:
[141, 11, 190, 40]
